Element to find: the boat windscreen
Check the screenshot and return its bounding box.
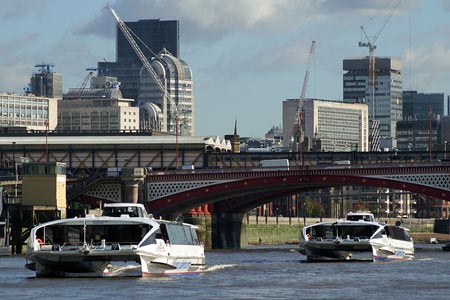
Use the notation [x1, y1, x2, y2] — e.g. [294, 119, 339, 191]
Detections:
[385, 226, 411, 241]
[45, 224, 152, 246]
[310, 224, 379, 240]
[163, 223, 200, 245]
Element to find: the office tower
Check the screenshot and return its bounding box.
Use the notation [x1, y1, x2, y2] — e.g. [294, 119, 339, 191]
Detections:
[343, 57, 402, 150]
[59, 76, 139, 131]
[98, 19, 179, 102]
[29, 64, 63, 99]
[0, 93, 58, 130]
[403, 91, 445, 121]
[138, 49, 194, 135]
[282, 98, 368, 152]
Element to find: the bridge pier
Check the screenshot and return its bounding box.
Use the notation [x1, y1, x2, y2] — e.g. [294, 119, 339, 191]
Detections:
[212, 211, 248, 249]
[182, 213, 212, 249]
[121, 168, 145, 203]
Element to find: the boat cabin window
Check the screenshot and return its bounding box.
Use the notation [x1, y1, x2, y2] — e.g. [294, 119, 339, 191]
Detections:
[102, 206, 142, 218]
[163, 223, 200, 245]
[41, 224, 152, 246]
[139, 223, 199, 246]
[309, 224, 379, 240]
[346, 214, 374, 222]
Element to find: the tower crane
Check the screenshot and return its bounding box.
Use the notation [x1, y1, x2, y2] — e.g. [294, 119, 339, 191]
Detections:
[358, 0, 401, 119]
[291, 40, 316, 151]
[106, 5, 178, 132]
[358, 0, 400, 151]
[74, 69, 95, 99]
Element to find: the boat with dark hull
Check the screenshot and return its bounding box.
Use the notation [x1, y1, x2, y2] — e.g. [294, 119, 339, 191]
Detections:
[25, 203, 205, 277]
[299, 212, 414, 262]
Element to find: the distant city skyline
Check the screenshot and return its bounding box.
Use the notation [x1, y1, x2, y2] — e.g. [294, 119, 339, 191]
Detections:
[1, 0, 450, 138]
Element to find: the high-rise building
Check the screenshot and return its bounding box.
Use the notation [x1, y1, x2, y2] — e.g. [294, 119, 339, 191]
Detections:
[29, 64, 63, 99]
[403, 91, 445, 121]
[343, 57, 402, 150]
[137, 49, 194, 135]
[282, 98, 368, 152]
[396, 119, 440, 151]
[97, 19, 179, 101]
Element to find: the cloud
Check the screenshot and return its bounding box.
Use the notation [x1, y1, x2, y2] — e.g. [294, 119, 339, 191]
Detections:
[404, 42, 450, 93]
[0, 0, 47, 19]
[0, 33, 43, 92]
[75, 0, 325, 43]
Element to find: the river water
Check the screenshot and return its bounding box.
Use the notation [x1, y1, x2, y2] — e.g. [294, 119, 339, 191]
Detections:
[1, 244, 450, 300]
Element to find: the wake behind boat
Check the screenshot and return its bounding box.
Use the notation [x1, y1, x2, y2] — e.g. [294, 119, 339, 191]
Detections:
[25, 203, 205, 277]
[299, 212, 414, 262]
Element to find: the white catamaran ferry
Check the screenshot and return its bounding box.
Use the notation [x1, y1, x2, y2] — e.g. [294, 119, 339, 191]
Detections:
[299, 212, 414, 262]
[25, 203, 205, 277]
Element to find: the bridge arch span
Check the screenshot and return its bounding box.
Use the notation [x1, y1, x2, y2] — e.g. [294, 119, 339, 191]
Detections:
[146, 167, 450, 216]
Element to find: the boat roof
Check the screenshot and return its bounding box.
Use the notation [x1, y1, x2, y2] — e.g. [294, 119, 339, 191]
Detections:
[30, 215, 158, 233]
[303, 220, 383, 230]
[103, 203, 146, 208]
[30, 214, 198, 235]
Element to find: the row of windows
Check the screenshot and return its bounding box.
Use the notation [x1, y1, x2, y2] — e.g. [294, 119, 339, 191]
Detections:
[123, 119, 137, 123]
[0, 97, 49, 105]
[60, 111, 120, 117]
[0, 120, 46, 126]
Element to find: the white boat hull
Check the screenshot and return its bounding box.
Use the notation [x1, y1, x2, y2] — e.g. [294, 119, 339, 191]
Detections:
[137, 242, 205, 276]
[371, 239, 414, 261]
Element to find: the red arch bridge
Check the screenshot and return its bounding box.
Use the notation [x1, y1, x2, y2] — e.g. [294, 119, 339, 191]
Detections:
[73, 163, 450, 248]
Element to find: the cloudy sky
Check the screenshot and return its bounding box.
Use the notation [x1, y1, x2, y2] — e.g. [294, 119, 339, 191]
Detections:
[0, 0, 448, 137]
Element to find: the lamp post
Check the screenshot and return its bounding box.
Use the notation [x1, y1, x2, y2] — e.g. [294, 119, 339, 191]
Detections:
[175, 115, 179, 169]
[445, 141, 448, 160]
[298, 111, 303, 169]
[12, 142, 17, 197]
[429, 105, 432, 162]
[12, 141, 15, 166]
[45, 120, 49, 162]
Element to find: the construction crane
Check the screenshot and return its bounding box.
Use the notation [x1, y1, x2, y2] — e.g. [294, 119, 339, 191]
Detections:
[358, 0, 401, 119]
[106, 5, 178, 133]
[74, 69, 96, 99]
[35, 63, 55, 74]
[358, 0, 400, 152]
[291, 40, 316, 152]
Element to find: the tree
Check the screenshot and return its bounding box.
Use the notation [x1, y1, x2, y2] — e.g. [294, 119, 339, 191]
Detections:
[305, 196, 325, 217]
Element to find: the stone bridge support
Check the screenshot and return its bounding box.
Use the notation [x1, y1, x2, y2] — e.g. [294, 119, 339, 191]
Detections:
[211, 211, 248, 249]
[121, 168, 145, 203]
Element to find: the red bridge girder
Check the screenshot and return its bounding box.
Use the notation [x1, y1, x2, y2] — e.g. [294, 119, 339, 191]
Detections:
[146, 164, 450, 215]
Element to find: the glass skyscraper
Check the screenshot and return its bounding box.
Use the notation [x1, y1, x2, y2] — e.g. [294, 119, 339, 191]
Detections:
[343, 57, 402, 150]
[98, 19, 179, 101]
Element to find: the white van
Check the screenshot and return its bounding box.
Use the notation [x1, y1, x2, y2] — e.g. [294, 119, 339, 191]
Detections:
[181, 165, 195, 170]
[106, 167, 121, 176]
[326, 160, 351, 169]
[257, 159, 290, 170]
